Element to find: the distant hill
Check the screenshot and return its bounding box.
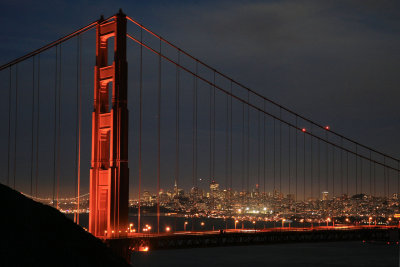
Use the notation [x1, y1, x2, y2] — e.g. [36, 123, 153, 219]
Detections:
[0, 183, 131, 267]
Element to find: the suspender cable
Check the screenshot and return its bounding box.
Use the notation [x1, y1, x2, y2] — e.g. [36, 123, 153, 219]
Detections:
[241, 103, 245, 195]
[263, 102, 266, 197]
[325, 130, 328, 193]
[369, 151, 372, 196]
[288, 125, 291, 199]
[279, 108, 282, 195]
[212, 71, 215, 185]
[13, 64, 18, 190]
[213, 72, 216, 183]
[75, 36, 82, 224]
[225, 94, 229, 190]
[36, 55, 40, 197]
[383, 157, 386, 198]
[30, 57, 35, 196]
[7, 67, 11, 186]
[247, 91, 250, 197]
[77, 36, 82, 225]
[332, 146, 335, 198]
[74, 36, 79, 223]
[355, 145, 358, 194]
[373, 162, 376, 197]
[303, 128, 306, 202]
[195, 63, 199, 188]
[273, 119, 276, 195]
[175, 51, 180, 196]
[53, 46, 58, 207]
[360, 156, 363, 194]
[340, 138, 343, 197]
[157, 38, 162, 234]
[192, 60, 197, 188]
[318, 139, 320, 199]
[75, 39, 79, 220]
[138, 26, 143, 232]
[295, 116, 298, 206]
[346, 151, 349, 196]
[397, 161, 399, 197]
[57, 44, 62, 210]
[230, 81, 233, 191]
[310, 125, 313, 199]
[209, 83, 212, 185]
[257, 111, 260, 194]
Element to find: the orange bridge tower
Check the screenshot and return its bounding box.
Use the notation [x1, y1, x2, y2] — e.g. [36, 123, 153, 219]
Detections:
[89, 10, 129, 238]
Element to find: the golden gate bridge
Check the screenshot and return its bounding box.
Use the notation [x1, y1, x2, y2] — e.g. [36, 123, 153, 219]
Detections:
[0, 9, 399, 261]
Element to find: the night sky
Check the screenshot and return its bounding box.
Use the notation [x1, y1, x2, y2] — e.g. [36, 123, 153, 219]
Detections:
[1, 0, 399, 198]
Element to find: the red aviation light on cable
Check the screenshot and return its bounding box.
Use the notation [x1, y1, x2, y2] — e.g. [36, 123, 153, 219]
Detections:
[325, 126, 330, 130]
[302, 128, 306, 132]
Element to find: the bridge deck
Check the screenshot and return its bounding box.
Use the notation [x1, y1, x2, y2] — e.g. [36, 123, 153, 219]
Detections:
[104, 226, 399, 260]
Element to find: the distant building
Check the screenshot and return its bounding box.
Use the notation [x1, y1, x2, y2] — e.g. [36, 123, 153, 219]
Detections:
[322, 191, 329, 201]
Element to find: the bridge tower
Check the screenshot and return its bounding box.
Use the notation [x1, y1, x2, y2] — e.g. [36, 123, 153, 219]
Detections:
[89, 10, 129, 238]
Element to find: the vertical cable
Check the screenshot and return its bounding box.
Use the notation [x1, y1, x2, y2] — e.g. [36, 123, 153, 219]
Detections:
[397, 161, 399, 197]
[13, 64, 18, 190]
[7, 66, 11, 187]
[209, 83, 212, 185]
[30, 57, 35, 196]
[355, 145, 358, 194]
[288, 125, 291, 199]
[325, 130, 328, 193]
[138, 27, 143, 232]
[176, 51, 180, 192]
[77, 36, 82, 225]
[303, 129, 305, 202]
[53, 46, 58, 207]
[318, 139, 320, 199]
[212, 70, 215, 186]
[360, 157, 363, 194]
[397, 161, 400, 199]
[263, 102, 266, 197]
[279, 109, 282, 195]
[257, 111, 260, 195]
[75, 38, 79, 223]
[340, 138, 343, 197]
[157, 38, 162, 234]
[74, 36, 79, 223]
[225, 95, 229, 190]
[273, 119, 276, 195]
[36, 55, 40, 197]
[295, 116, 298, 205]
[57, 44, 62, 210]
[346, 151, 349, 196]
[241, 103, 245, 195]
[246, 91, 249, 197]
[383, 157, 386, 198]
[192, 60, 196, 189]
[332, 146, 335, 198]
[369, 151, 372, 196]
[213, 72, 216, 184]
[230, 81, 233, 191]
[310, 125, 313, 199]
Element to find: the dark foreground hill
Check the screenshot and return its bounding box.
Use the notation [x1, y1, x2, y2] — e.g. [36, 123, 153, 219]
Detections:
[0, 183, 131, 267]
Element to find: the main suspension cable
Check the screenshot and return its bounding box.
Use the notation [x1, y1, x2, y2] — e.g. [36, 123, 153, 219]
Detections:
[126, 34, 400, 172]
[126, 16, 400, 165]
